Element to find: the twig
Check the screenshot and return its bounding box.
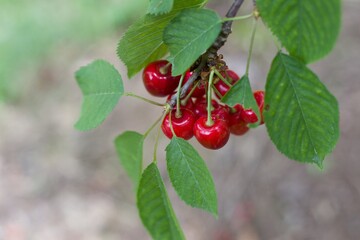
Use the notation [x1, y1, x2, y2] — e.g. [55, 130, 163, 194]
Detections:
[169, 55, 206, 107]
[169, 0, 246, 109]
[207, 0, 245, 59]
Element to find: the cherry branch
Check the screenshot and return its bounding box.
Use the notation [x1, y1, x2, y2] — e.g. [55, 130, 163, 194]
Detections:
[207, 0, 245, 59]
[168, 55, 206, 107]
[169, 0, 245, 108]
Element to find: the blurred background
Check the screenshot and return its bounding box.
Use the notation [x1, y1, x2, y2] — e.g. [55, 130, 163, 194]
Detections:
[1, 0, 359, 239]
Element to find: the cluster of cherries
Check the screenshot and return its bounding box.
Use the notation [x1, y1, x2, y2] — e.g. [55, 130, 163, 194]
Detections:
[142, 60, 265, 150]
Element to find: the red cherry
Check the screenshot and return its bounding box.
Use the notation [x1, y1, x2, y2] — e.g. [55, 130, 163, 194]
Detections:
[225, 69, 240, 82]
[241, 109, 258, 124]
[214, 70, 240, 99]
[193, 116, 230, 150]
[166, 93, 194, 110]
[212, 105, 230, 123]
[193, 97, 219, 118]
[228, 104, 249, 135]
[254, 90, 265, 124]
[254, 90, 265, 107]
[183, 71, 206, 98]
[181, 98, 194, 110]
[214, 80, 230, 99]
[142, 60, 181, 97]
[161, 108, 196, 140]
[241, 90, 265, 124]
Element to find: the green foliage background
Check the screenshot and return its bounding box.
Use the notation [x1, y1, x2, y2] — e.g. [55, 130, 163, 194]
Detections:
[0, 0, 147, 101]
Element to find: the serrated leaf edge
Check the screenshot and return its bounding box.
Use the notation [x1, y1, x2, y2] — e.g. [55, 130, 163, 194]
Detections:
[166, 138, 218, 216]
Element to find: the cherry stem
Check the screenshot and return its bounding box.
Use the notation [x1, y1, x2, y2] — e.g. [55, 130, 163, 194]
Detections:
[222, 13, 254, 22]
[214, 69, 232, 87]
[144, 113, 164, 138]
[245, 19, 258, 76]
[169, 55, 207, 108]
[183, 81, 200, 104]
[152, 112, 166, 164]
[159, 62, 171, 75]
[211, 85, 222, 98]
[206, 70, 215, 126]
[176, 73, 185, 118]
[168, 110, 176, 137]
[125, 92, 164, 107]
[152, 122, 162, 164]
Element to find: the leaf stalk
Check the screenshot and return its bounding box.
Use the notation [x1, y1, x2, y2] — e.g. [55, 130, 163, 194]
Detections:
[246, 19, 258, 76]
[206, 70, 215, 126]
[125, 92, 164, 107]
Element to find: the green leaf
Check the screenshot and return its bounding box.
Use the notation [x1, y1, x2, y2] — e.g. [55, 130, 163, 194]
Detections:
[137, 163, 185, 240]
[221, 75, 261, 127]
[164, 8, 222, 76]
[264, 53, 339, 167]
[75, 60, 123, 131]
[257, 0, 341, 63]
[114, 131, 144, 189]
[118, 0, 207, 78]
[165, 137, 218, 216]
[148, 0, 174, 15]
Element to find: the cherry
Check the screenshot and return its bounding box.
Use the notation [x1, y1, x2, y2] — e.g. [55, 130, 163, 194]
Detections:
[241, 109, 258, 124]
[142, 60, 181, 97]
[228, 104, 249, 135]
[193, 98, 229, 122]
[183, 71, 206, 98]
[241, 90, 265, 124]
[161, 108, 196, 140]
[214, 69, 240, 99]
[212, 105, 230, 124]
[254, 90, 265, 106]
[193, 116, 230, 150]
[254, 90, 265, 124]
[166, 93, 194, 110]
[224, 69, 240, 82]
[180, 98, 194, 110]
[214, 80, 230, 99]
[193, 97, 219, 118]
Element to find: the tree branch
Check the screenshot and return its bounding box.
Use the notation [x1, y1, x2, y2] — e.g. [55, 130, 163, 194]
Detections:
[168, 56, 206, 107]
[207, 0, 245, 59]
[169, 0, 246, 109]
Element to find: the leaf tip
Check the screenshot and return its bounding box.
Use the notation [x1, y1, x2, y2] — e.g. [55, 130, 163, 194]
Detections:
[210, 207, 218, 219]
[313, 157, 324, 170]
[74, 121, 93, 132]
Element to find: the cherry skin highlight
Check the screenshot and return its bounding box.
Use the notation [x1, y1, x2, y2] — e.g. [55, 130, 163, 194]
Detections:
[142, 60, 181, 97]
[193, 116, 230, 150]
[241, 109, 258, 124]
[161, 108, 196, 140]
